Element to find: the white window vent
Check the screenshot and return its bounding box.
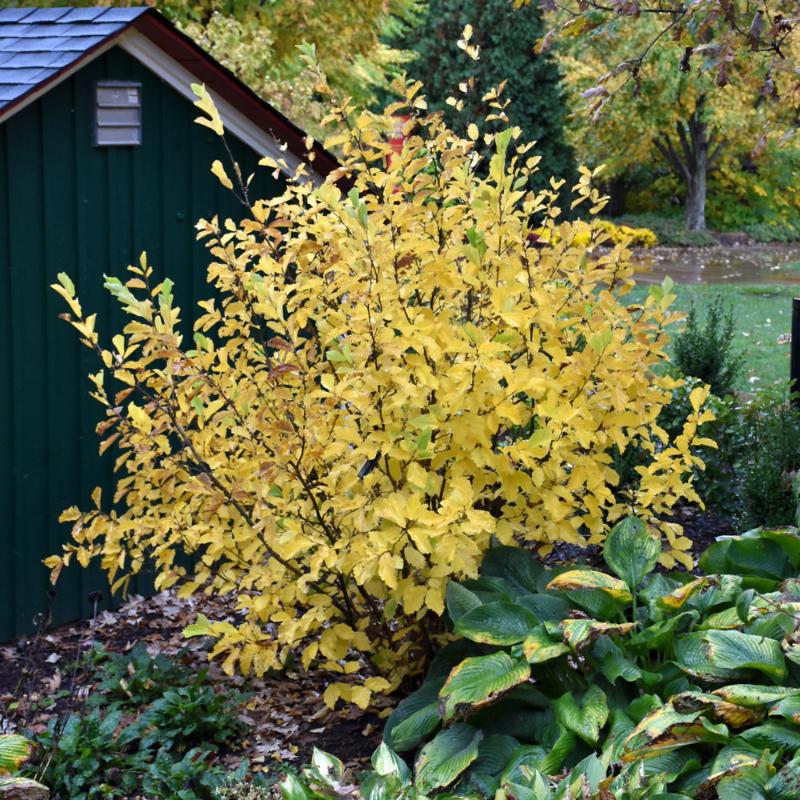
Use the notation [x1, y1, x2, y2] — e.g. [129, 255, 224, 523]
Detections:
[95, 82, 142, 146]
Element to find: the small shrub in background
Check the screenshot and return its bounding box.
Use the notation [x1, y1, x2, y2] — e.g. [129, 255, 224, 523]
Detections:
[48, 75, 714, 705]
[612, 213, 719, 247]
[672, 294, 744, 397]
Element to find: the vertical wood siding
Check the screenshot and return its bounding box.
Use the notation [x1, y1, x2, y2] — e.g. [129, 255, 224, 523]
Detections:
[0, 46, 283, 641]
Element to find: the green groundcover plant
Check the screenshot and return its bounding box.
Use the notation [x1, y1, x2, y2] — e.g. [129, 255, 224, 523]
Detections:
[284, 519, 800, 799]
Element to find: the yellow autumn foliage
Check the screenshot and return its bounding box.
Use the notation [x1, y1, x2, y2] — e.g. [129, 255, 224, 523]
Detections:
[48, 79, 712, 708]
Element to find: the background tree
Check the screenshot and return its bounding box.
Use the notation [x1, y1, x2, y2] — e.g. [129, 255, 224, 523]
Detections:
[558, 19, 797, 230]
[385, 0, 576, 192]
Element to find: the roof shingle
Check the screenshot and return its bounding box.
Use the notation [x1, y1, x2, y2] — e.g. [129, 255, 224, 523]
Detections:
[0, 6, 147, 111]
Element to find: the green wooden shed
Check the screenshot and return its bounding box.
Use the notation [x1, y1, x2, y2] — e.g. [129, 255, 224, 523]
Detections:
[0, 6, 338, 641]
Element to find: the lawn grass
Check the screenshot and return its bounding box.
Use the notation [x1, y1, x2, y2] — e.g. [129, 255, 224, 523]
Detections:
[626, 282, 797, 391]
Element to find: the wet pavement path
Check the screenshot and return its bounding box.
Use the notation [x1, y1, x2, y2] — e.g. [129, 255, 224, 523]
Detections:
[632, 243, 800, 285]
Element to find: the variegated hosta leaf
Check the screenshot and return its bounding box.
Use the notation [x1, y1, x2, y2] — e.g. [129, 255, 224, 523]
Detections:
[603, 515, 661, 589]
[0, 735, 31, 775]
[414, 723, 482, 795]
[546, 569, 632, 604]
[439, 652, 531, 722]
[671, 691, 763, 728]
[622, 703, 729, 761]
[453, 602, 538, 646]
[553, 685, 608, 746]
[561, 619, 635, 651]
[522, 625, 569, 665]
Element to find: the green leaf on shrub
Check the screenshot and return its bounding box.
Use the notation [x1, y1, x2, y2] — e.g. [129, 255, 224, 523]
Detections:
[604, 516, 660, 589]
[553, 685, 608, 746]
[440, 652, 531, 722]
[414, 723, 482, 794]
[454, 602, 538, 645]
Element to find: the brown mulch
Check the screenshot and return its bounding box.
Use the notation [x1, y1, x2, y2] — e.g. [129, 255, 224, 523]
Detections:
[0, 501, 737, 774]
[0, 590, 385, 775]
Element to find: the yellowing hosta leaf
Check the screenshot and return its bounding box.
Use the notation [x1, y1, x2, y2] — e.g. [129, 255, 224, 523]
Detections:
[561, 619, 635, 650]
[547, 570, 632, 604]
[454, 602, 538, 646]
[623, 704, 729, 761]
[553, 685, 609, 746]
[415, 724, 482, 795]
[440, 652, 530, 722]
[0, 735, 31, 775]
[671, 691, 764, 728]
[523, 625, 570, 664]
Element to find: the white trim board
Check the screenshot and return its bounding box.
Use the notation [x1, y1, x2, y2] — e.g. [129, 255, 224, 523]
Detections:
[118, 29, 312, 181]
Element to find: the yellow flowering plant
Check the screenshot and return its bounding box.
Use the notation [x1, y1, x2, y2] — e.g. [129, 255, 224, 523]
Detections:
[48, 77, 713, 708]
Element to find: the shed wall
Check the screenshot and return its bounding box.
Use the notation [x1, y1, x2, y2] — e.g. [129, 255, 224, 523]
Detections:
[0, 45, 283, 640]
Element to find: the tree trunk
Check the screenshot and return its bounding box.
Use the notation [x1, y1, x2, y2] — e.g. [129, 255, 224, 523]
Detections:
[684, 169, 707, 231]
[653, 95, 722, 231]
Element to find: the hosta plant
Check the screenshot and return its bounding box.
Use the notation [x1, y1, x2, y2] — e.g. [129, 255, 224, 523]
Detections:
[360, 518, 800, 798]
[49, 76, 712, 706]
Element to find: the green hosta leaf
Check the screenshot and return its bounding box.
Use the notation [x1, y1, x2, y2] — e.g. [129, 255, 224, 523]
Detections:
[604, 516, 660, 589]
[704, 630, 787, 682]
[764, 754, 800, 800]
[699, 533, 793, 581]
[675, 630, 787, 682]
[553, 685, 608, 746]
[716, 762, 772, 800]
[553, 754, 605, 800]
[371, 743, 411, 783]
[546, 569, 632, 604]
[446, 582, 482, 625]
[629, 613, 696, 652]
[522, 625, 569, 665]
[710, 742, 763, 775]
[454, 602, 538, 645]
[414, 723, 482, 794]
[500, 745, 547, 785]
[471, 735, 520, 777]
[479, 546, 543, 595]
[769, 694, 800, 724]
[699, 606, 742, 630]
[0, 735, 31, 775]
[312, 748, 345, 783]
[280, 773, 313, 800]
[384, 680, 442, 752]
[537, 727, 576, 776]
[518, 594, 571, 622]
[623, 704, 729, 760]
[440, 653, 531, 722]
[745, 611, 795, 640]
[739, 721, 800, 750]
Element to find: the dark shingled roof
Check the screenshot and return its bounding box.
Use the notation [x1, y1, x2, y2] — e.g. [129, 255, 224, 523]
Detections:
[0, 6, 147, 107]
